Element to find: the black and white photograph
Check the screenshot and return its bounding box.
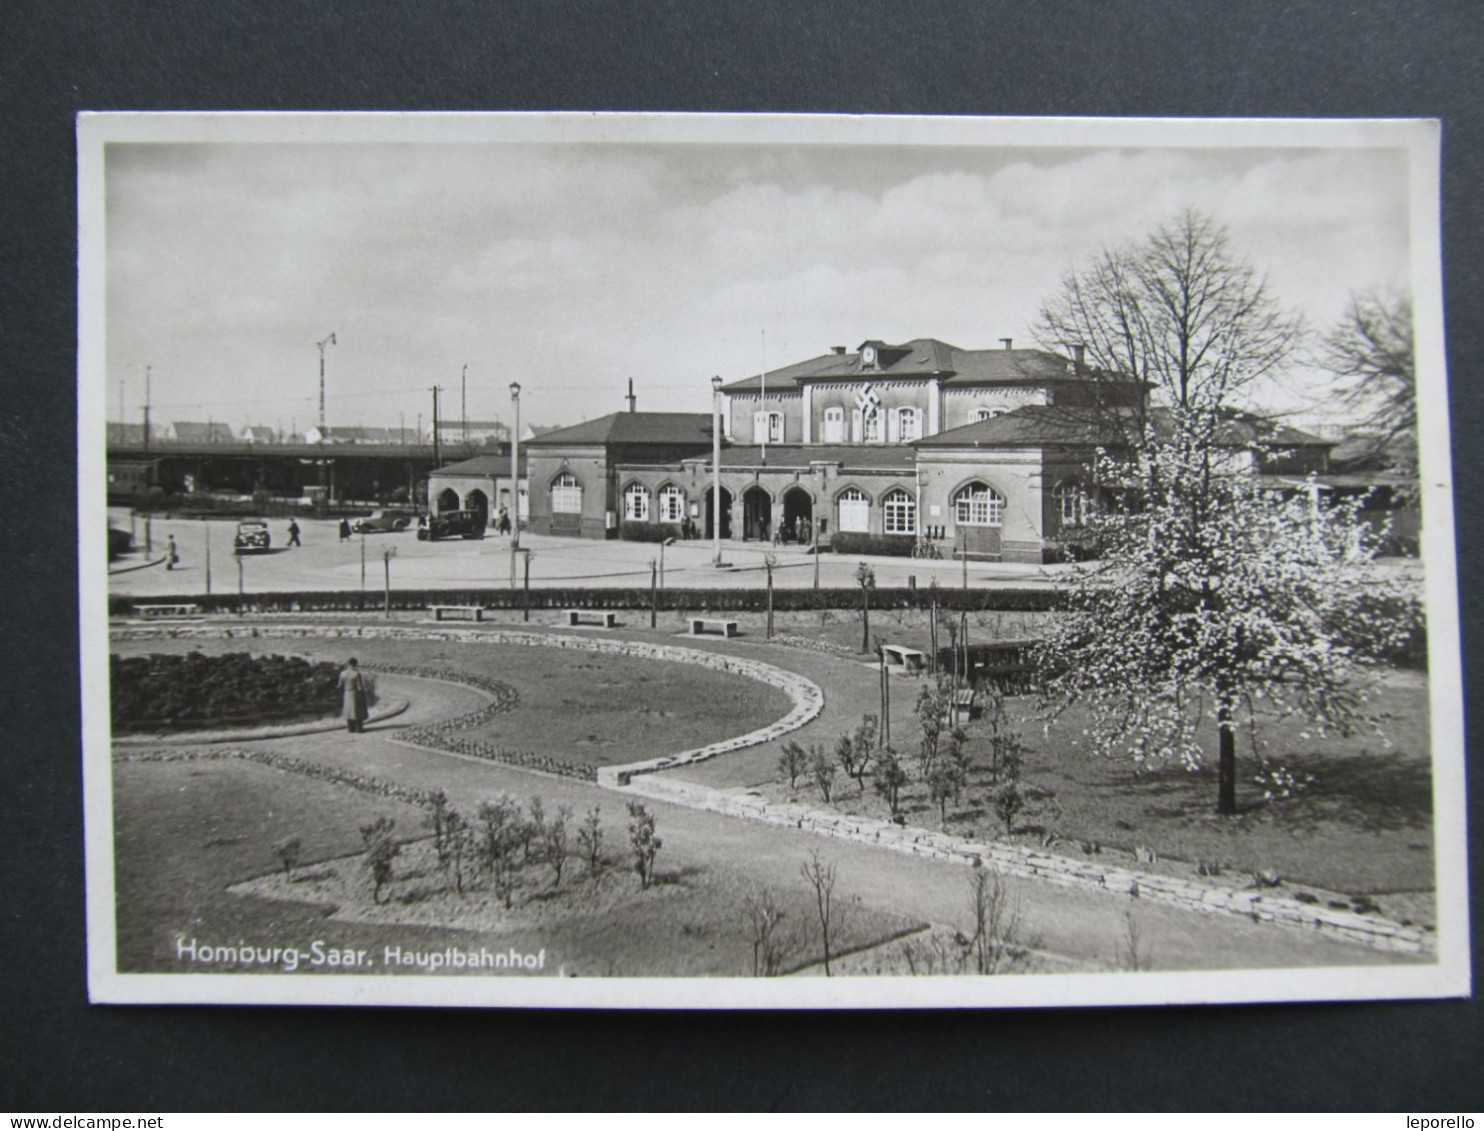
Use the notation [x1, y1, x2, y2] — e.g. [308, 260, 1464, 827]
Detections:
[80, 112, 1466, 1009]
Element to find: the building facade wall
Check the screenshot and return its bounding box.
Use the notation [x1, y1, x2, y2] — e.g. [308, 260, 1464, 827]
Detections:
[940, 385, 1049, 431]
[526, 448, 615, 539]
[916, 448, 1049, 564]
[725, 390, 805, 444]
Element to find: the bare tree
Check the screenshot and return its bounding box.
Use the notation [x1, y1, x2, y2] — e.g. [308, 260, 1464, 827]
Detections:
[578, 805, 604, 876]
[544, 804, 571, 887]
[627, 801, 662, 890]
[800, 850, 846, 977]
[1318, 289, 1417, 493]
[808, 745, 837, 804]
[273, 837, 302, 882]
[965, 863, 1026, 974]
[778, 740, 809, 791]
[743, 886, 802, 977]
[359, 817, 399, 905]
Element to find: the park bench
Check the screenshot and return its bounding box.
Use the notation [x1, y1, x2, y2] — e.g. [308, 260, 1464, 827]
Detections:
[952, 688, 980, 718]
[567, 609, 618, 628]
[429, 604, 485, 622]
[690, 617, 739, 638]
[135, 603, 201, 620]
[880, 644, 927, 673]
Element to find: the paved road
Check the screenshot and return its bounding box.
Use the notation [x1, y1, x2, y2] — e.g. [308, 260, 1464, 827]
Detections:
[106, 509, 1072, 596]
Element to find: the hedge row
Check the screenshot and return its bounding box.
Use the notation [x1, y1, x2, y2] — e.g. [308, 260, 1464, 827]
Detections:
[112, 585, 1065, 618]
[829, 532, 918, 558]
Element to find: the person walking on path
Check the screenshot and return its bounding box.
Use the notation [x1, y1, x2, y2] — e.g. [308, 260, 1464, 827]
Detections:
[338, 518, 352, 542]
[338, 657, 369, 733]
[165, 535, 179, 570]
[287, 519, 302, 547]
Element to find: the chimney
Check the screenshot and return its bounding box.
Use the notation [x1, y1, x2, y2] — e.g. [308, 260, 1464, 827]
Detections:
[626, 378, 636, 413]
[1000, 338, 1013, 351]
[1072, 343, 1086, 369]
[831, 346, 846, 355]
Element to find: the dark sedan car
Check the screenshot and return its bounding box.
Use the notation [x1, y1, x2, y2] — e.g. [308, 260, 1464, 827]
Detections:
[233, 521, 272, 554]
[416, 510, 487, 541]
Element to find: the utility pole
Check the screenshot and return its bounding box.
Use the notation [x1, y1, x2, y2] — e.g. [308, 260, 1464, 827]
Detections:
[430, 385, 442, 469]
[316, 332, 337, 493]
[142, 364, 153, 552]
[461, 364, 468, 446]
[510, 382, 522, 587]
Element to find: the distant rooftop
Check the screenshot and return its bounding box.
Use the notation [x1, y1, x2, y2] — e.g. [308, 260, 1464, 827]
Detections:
[721, 338, 1088, 392]
[524, 411, 716, 447]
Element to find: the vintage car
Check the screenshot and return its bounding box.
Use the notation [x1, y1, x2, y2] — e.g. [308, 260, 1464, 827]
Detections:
[416, 509, 486, 541]
[351, 509, 417, 534]
[233, 520, 272, 554]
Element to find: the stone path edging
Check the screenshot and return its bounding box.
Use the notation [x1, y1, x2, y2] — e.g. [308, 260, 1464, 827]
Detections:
[110, 623, 824, 786]
[114, 698, 409, 746]
[616, 775, 1434, 957]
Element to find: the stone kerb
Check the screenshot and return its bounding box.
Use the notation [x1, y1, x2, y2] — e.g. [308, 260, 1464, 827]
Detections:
[111, 624, 825, 787]
[619, 776, 1434, 958]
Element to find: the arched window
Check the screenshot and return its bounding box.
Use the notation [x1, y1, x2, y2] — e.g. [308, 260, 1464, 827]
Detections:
[882, 488, 917, 535]
[551, 473, 583, 514]
[623, 483, 650, 522]
[953, 481, 1005, 527]
[838, 488, 870, 533]
[823, 405, 845, 443]
[1055, 481, 1089, 527]
[862, 408, 882, 443]
[896, 406, 921, 442]
[658, 485, 685, 523]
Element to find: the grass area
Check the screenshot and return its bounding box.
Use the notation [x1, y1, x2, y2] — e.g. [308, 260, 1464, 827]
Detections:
[114, 756, 924, 976]
[760, 670, 1434, 904]
[110, 634, 793, 768]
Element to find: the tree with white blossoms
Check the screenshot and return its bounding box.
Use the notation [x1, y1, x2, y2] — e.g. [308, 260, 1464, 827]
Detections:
[1033, 210, 1420, 815]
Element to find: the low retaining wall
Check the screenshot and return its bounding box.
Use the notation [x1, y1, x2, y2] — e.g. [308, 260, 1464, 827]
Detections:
[618, 776, 1435, 957]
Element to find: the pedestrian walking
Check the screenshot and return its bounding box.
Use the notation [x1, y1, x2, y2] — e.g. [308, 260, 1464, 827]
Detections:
[287, 519, 302, 547]
[497, 507, 511, 535]
[338, 518, 352, 542]
[165, 535, 179, 570]
[338, 657, 369, 733]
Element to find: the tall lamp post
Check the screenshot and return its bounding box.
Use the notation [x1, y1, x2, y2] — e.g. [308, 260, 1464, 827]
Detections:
[509, 381, 521, 588]
[711, 374, 724, 566]
[316, 332, 336, 499]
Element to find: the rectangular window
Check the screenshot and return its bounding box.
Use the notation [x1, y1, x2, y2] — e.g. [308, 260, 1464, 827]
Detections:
[898, 408, 921, 442]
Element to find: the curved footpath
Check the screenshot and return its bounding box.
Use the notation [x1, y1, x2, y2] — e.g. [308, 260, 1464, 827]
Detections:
[107, 618, 1431, 968]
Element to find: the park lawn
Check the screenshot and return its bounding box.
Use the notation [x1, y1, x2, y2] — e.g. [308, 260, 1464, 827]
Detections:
[115, 756, 924, 977]
[763, 669, 1435, 906]
[111, 634, 794, 768]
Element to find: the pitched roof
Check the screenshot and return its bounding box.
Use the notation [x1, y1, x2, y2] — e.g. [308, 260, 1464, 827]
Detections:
[720, 338, 1080, 392]
[914, 405, 1334, 450]
[171, 421, 235, 442]
[676, 444, 915, 472]
[429, 453, 528, 477]
[523, 411, 715, 447]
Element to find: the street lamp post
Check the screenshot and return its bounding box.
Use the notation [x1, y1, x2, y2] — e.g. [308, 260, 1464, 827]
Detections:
[316, 332, 336, 499]
[509, 381, 521, 588]
[711, 375, 723, 566]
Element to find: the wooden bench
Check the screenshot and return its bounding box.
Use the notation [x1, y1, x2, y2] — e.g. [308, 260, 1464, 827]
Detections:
[881, 644, 927, 673]
[567, 609, 618, 628]
[136, 603, 201, 620]
[430, 604, 484, 622]
[952, 688, 980, 718]
[690, 617, 739, 638]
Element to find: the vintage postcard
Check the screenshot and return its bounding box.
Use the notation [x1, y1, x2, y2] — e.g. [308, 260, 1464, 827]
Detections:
[80, 113, 1468, 1008]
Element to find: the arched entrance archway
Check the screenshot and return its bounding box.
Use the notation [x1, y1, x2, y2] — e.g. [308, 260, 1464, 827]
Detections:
[705, 486, 733, 540]
[435, 487, 460, 514]
[742, 486, 772, 542]
[781, 487, 813, 543]
[463, 488, 489, 528]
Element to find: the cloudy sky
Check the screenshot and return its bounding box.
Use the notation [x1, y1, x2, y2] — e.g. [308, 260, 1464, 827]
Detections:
[104, 132, 1411, 435]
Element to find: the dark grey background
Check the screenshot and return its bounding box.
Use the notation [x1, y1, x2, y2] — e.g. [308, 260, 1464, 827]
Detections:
[2, 0, 1479, 1111]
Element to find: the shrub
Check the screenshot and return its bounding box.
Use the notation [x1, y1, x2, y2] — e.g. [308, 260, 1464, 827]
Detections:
[830, 532, 917, 557]
[620, 521, 684, 543]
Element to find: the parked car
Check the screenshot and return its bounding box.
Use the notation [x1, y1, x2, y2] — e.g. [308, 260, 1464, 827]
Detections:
[233, 520, 272, 554]
[416, 510, 486, 541]
[352, 509, 417, 534]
